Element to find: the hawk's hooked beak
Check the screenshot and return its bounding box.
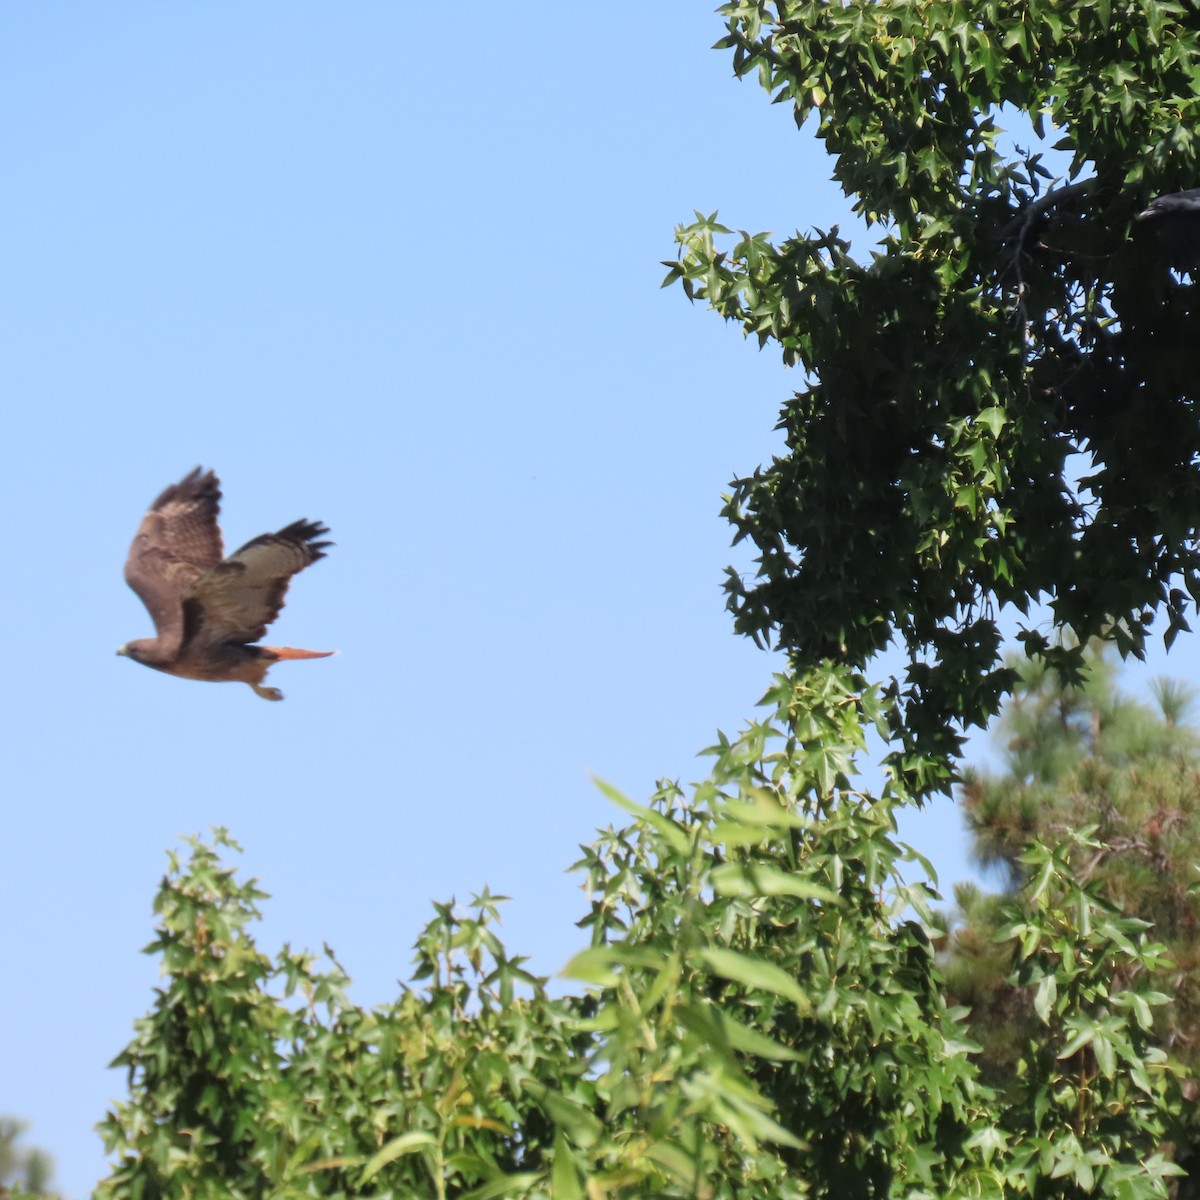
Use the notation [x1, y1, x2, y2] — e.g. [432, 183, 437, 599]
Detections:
[116, 645, 129, 657]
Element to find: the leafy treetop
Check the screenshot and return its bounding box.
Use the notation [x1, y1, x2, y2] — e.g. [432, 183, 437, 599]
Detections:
[667, 1, 1200, 797]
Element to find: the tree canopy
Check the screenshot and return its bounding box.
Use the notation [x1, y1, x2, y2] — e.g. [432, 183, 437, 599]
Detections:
[667, 0, 1200, 798]
[98, 751, 1185, 1200]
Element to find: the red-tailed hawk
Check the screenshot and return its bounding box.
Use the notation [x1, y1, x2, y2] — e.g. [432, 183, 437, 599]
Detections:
[118, 468, 333, 701]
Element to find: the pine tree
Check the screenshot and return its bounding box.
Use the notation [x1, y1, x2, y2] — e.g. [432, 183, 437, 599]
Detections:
[943, 648, 1200, 1083]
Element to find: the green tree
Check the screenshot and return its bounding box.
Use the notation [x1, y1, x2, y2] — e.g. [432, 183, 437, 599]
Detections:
[942, 650, 1200, 1084]
[99, 693, 1185, 1200]
[667, 0, 1200, 798]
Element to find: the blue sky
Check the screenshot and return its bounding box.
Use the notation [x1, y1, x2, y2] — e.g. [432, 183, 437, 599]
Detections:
[2, 6, 1195, 1198]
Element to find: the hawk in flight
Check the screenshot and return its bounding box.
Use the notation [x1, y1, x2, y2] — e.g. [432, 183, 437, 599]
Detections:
[118, 468, 333, 701]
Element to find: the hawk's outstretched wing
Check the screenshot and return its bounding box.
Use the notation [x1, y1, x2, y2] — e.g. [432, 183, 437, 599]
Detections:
[184, 519, 331, 646]
[124, 467, 224, 655]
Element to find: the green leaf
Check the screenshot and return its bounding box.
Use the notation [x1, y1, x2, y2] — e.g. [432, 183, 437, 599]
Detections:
[459, 1172, 543, 1200]
[699, 947, 812, 1011]
[976, 406, 1006, 437]
[562, 945, 667, 987]
[676, 998, 801, 1062]
[1033, 973, 1057, 1024]
[361, 1131, 437, 1182]
[710, 862, 839, 902]
[551, 1130, 583, 1200]
[522, 1081, 606, 1148]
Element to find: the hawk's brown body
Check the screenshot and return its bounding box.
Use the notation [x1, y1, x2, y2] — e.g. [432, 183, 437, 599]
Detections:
[119, 468, 332, 701]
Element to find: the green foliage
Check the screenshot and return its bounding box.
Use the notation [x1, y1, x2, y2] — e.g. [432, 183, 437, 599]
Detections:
[566, 669, 987, 1200]
[943, 650, 1200, 1089]
[98, 830, 585, 1200]
[665, 0, 1200, 798]
[99, 671, 1189, 1200]
[990, 837, 1183, 1197]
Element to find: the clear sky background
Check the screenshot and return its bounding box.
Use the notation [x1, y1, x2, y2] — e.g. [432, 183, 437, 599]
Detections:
[2, 7, 1194, 1199]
